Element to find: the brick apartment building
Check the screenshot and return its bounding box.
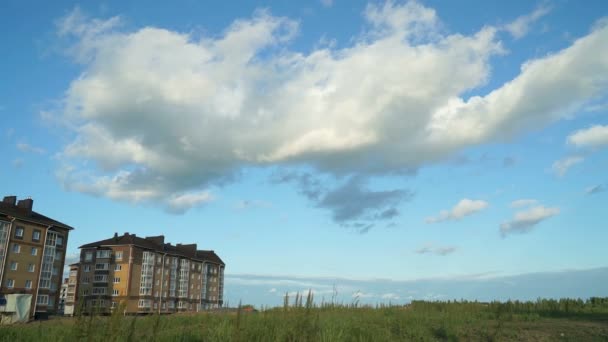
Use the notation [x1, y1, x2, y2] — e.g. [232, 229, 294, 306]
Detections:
[0, 196, 74, 317]
[74, 232, 224, 314]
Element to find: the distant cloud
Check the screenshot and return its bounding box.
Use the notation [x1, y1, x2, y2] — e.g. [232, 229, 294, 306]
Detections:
[510, 199, 538, 208]
[274, 172, 413, 231]
[504, 4, 551, 39]
[12, 158, 24, 169]
[585, 184, 605, 195]
[567, 125, 608, 148]
[426, 198, 488, 223]
[552, 156, 584, 177]
[415, 245, 457, 256]
[165, 191, 214, 214]
[320, 0, 333, 8]
[503, 156, 517, 167]
[235, 200, 272, 210]
[500, 205, 559, 237]
[16, 142, 46, 154]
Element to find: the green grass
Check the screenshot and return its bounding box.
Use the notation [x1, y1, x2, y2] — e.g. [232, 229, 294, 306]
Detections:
[1, 297, 607, 341]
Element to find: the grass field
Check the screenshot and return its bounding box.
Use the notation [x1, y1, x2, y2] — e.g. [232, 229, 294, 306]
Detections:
[1, 297, 607, 341]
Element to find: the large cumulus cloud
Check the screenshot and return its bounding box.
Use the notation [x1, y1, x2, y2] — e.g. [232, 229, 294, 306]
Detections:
[53, 2, 608, 216]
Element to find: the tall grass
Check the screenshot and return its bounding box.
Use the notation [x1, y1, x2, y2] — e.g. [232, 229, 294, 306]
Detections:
[0, 296, 606, 341]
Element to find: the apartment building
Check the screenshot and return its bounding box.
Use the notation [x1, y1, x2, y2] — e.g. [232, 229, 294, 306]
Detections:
[77, 232, 224, 314]
[0, 196, 74, 317]
[63, 264, 79, 316]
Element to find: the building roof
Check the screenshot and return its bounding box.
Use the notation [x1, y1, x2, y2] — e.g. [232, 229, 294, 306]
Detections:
[80, 232, 225, 265]
[0, 200, 74, 230]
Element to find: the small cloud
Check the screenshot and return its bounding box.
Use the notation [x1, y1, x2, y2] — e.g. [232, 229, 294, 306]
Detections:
[552, 156, 584, 177]
[381, 293, 400, 300]
[16, 142, 46, 154]
[585, 184, 604, 195]
[504, 4, 551, 39]
[426, 199, 488, 223]
[269, 288, 277, 293]
[165, 191, 213, 214]
[510, 199, 538, 208]
[503, 156, 517, 167]
[12, 158, 24, 169]
[567, 125, 608, 148]
[415, 245, 457, 256]
[320, 0, 333, 8]
[500, 205, 559, 237]
[235, 200, 272, 210]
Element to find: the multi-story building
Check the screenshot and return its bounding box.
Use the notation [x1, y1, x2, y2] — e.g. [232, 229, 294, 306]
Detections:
[0, 195, 74, 318]
[63, 263, 79, 316]
[59, 278, 69, 313]
[77, 232, 224, 314]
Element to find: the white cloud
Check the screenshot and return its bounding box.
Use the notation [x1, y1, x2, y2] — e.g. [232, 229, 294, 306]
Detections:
[165, 191, 214, 214]
[504, 5, 552, 39]
[381, 293, 400, 300]
[320, 0, 333, 8]
[500, 205, 559, 236]
[510, 199, 538, 208]
[53, 4, 608, 212]
[16, 142, 45, 154]
[415, 245, 457, 256]
[552, 156, 584, 177]
[567, 125, 608, 148]
[426, 199, 488, 223]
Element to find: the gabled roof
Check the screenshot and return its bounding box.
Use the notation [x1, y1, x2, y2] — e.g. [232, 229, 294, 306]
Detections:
[80, 232, 224, 264]
[0, 202, 74, 230]
[79, 233, 158, 250]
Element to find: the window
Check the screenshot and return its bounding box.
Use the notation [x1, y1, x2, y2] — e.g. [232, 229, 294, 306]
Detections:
[12, 243, 20, 253]
[56, 251, 62, 260]
[94, 275, 108, 282]
[6, 279, 14, 288]
[37, 295, 49, 305]
[84, 252, 93, 262]
[25, 280, 32, 289]
[82, 276, 90, 284]
[15, 226, 24, 238]
[52, 266, 59, 276]
[83, 289, 89, 295]
[95, 263, 109, 270]
[112, 289, 119, 296]
[156, 279, 160, 286]
[56, 236, 64, 246]
[27, 264, 35, 272]
[113, 277, 120, 283]
[92, 287, 106, 295]
[138, 299, 151, 308]
[111, 302, 118, 308]
[114, 264, 122, 271]
[10, 261, 17, 271]
[115, 251, 123, 260]
[84, 265, 91, 272]
[96, 250, 111, 259]
[31, 247, 37, 256]
[32, 230, 41, 241]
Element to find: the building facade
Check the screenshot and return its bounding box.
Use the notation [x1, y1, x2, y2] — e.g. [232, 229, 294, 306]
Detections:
[0, 196, 74, 317]
[76, 233, 224, 314]
[63, 264, 79, 316]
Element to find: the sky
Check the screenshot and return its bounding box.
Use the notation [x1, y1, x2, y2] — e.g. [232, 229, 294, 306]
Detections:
[1, 0, 607, 306]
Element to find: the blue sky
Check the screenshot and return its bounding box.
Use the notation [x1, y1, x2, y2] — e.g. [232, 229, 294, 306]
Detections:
[1, 0, 607, 305]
